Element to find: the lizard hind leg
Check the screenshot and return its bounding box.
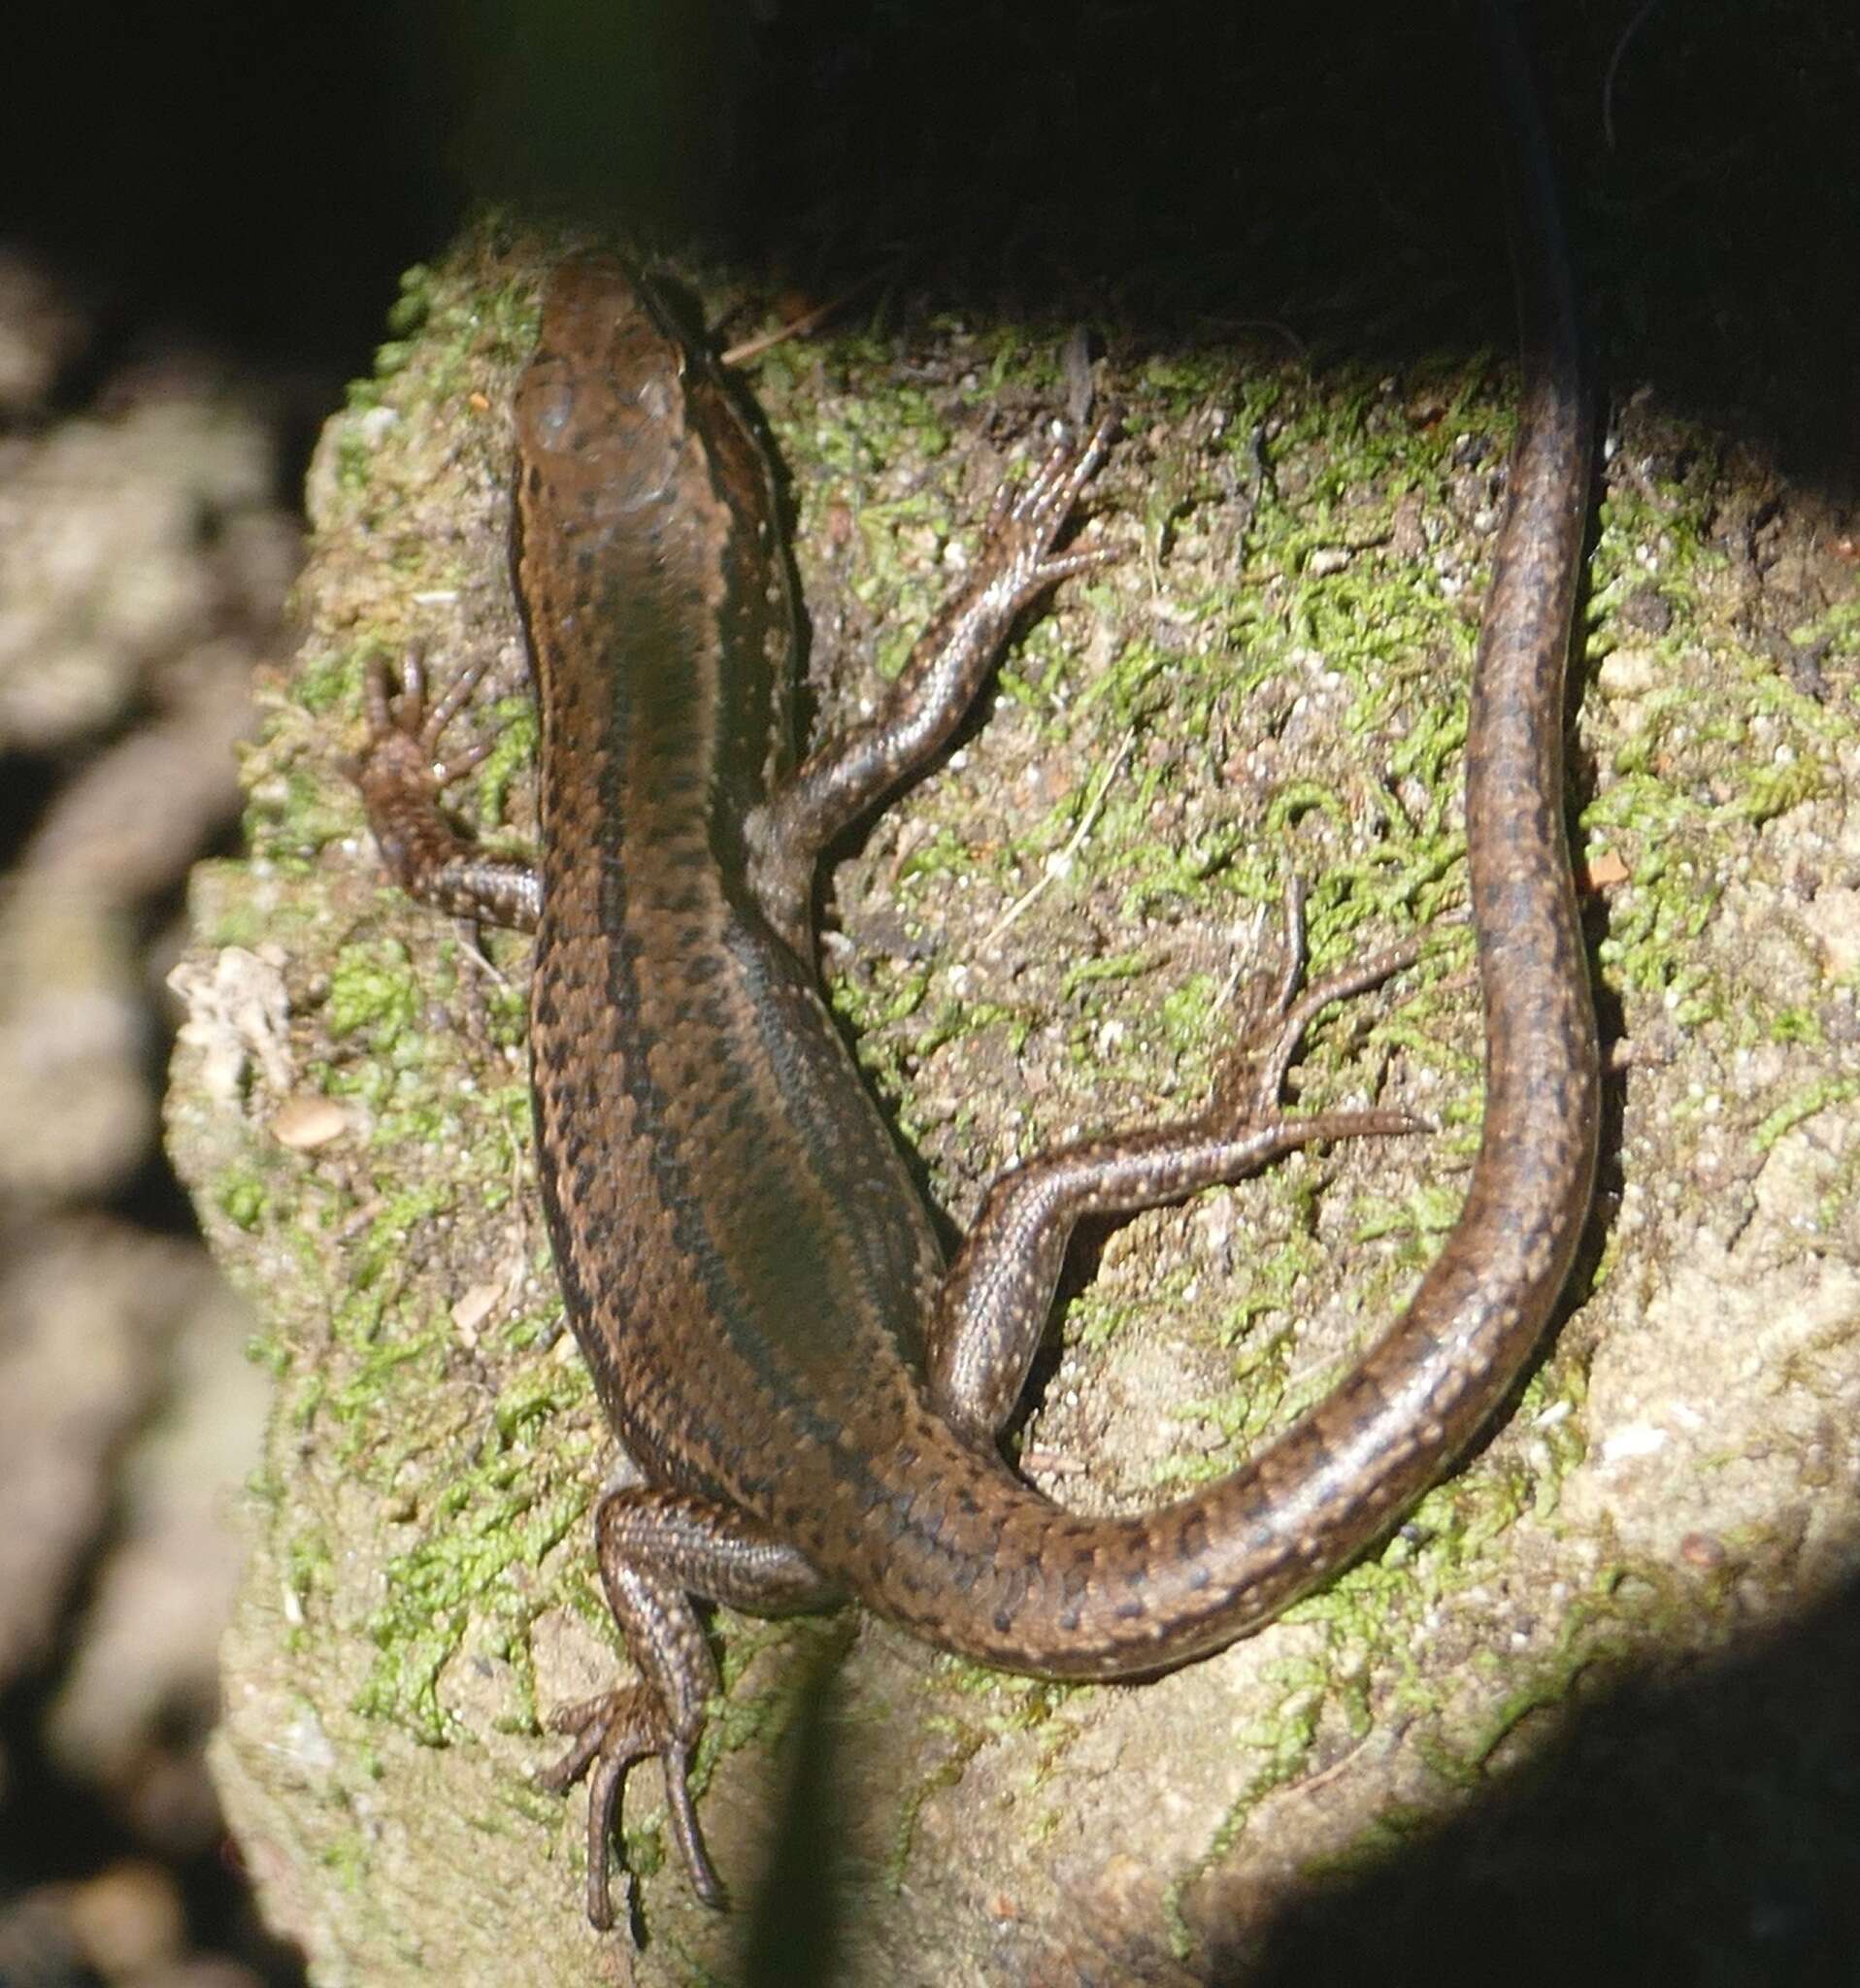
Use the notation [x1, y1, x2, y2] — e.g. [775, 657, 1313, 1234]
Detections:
[924, 885, 1428, 1447]
[541, 1483, 838, 1930]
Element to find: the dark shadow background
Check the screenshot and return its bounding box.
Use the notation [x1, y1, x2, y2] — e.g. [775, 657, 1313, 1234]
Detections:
[6, 1, 1855, 481]
[2, 1, 1854, 1983]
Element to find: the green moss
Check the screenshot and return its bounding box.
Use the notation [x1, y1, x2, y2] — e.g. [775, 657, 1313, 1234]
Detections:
[1059, 950, 1155, 999]
[326, 943, 423, 1044]
[283, 1526, 336, 1625]
[886, 1723, 989, 1894]
[296, 646, 364, 716]
[355, 1415, 595, 1743]
[1755, 1077, 1860, 1151]
[473, 695, 540, 828]
[216, 1173, 270, 1232]
[316, 1825, 374, 1895]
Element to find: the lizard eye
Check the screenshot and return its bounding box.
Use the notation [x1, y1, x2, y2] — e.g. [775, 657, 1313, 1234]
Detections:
[633, 373, 678, 425]
[517, 360, 579, 453]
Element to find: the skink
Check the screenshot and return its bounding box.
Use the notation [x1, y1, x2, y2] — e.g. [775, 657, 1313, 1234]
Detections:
[352, 16, 1596, 1930]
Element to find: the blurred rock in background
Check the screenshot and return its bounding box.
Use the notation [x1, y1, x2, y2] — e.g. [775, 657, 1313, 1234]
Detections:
[0, 241, 305, 1988]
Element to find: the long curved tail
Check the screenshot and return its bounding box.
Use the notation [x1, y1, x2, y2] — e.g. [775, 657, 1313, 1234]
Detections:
[870, 2, 1599, 1682]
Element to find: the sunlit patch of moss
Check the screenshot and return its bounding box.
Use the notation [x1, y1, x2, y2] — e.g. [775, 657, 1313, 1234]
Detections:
[355, 1431, 593, 1745]
[1755, 1077, 1860, 1152]
[325, 942, 422, 1044]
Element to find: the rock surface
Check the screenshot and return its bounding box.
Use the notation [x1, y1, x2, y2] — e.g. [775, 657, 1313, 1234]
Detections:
[171, 226, 1860, 1985]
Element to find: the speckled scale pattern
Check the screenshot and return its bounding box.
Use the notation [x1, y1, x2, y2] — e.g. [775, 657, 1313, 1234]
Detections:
[352, 149, 1597, 1926]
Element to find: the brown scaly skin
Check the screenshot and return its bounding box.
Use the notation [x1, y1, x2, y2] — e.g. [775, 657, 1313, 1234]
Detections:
[350, 34, 1596, 1923]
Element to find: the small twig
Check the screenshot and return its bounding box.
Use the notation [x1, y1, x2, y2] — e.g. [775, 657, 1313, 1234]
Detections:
[1212, 902, 1277, 1015]
[721, 265, 895, 367]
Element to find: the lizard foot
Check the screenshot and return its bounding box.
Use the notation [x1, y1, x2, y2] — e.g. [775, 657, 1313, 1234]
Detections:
[543, 1685, 723, 1931]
